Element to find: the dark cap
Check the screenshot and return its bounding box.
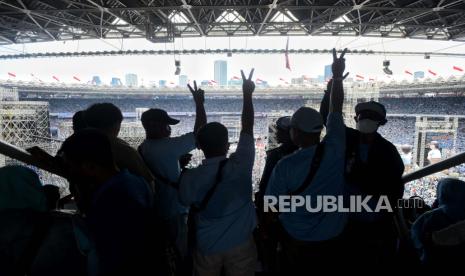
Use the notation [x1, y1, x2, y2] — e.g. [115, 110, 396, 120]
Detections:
[276, 116, 291, 130]
[355, 101, 387, 119]
[141, 108, 180, 125]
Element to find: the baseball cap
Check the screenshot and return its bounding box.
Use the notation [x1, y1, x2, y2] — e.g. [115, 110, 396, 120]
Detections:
[276, 116, 291, 130]
[355, 101, 387, 119]
[290, 107, 323, 133]
[141, 108, 180, 125]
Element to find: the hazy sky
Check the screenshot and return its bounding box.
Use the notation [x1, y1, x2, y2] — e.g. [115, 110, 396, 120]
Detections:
[1, 36, 465, 85]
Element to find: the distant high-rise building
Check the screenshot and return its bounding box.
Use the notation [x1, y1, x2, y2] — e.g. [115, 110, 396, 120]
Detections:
[317, 75, 325, 83]
[179, 75, 188, 87]
[324, 64, 332, 81]
[159, 80, 167, 87]
[125, 73, 138, 87]
[111, 77, 122, 86]
[214, 60, 228, 86]
[92, 76, 102, 85]
[414, 71, 425, 79]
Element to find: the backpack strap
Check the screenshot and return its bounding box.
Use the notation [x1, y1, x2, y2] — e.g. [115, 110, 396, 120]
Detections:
[196, 158, 229, 211]
[138, 145, 179, 190]
[289, 143, 325, 196]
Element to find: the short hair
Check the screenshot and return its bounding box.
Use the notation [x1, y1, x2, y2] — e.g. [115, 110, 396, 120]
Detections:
[72, 110, 87, 132]
[61, 128, 114, 169]
[84, 103, 123, 130]
[196, 122, 229, 153]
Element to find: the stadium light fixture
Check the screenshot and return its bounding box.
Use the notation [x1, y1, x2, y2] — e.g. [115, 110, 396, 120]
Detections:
[383, 60, 393, 75]
[175, 60, 181, 75]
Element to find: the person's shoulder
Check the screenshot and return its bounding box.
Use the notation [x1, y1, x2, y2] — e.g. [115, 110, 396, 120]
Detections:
[276, 149, 301, 167]
[377, 134, 399, 153]
[266, 147, 281, 156]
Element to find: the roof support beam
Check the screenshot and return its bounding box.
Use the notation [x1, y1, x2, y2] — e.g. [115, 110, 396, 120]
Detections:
[181, 0, 205, 36]
[256, 0, 279, 35]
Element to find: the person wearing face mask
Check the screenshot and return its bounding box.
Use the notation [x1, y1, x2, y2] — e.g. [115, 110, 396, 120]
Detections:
[320, 95, 404, 268]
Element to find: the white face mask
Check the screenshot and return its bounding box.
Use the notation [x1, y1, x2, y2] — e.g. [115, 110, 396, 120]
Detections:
[356, 119, 379, 134]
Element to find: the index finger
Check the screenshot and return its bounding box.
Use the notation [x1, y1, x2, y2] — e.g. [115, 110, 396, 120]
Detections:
[241, 70, 246, 80]
[332, 48, 337, 61]
[248, 68, 255, 81]
[340, 48, 348, 59]
[193, 80, 197, 91]
[187, 83, 194, 93]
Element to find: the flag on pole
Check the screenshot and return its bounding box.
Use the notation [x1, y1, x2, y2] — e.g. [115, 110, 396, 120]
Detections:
[7, 72, 16, 77]
[73, 76, 81, 82]
[405, 70, 413, 75]
[356, 74, 365, 80]
[53, 76, 60, 82]
[285, 37, 291, 71]
[428, 69, 437, 76]
[453, 66, 463, 72]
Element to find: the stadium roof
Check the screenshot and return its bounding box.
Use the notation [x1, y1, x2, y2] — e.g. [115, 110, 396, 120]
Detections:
[1, 0, 465, 45]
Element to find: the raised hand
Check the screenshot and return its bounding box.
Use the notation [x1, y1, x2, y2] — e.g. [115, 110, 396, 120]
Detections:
[188, 80, 205, 105]
[241, 69, 255, 96]
[332, 48, 349, 80]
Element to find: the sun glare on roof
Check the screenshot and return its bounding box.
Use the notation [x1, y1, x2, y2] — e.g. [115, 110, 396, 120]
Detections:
[168, 11, 190, 24]
[216, 10, 246, 23]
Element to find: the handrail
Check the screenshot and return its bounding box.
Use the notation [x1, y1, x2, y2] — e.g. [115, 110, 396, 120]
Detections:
[0, 139, 65, 177]
[402, 152, 465, 184]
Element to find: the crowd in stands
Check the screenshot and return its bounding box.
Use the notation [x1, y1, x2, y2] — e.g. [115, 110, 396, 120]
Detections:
[2, 49, 465, 276]
[38, 96, 465, 116]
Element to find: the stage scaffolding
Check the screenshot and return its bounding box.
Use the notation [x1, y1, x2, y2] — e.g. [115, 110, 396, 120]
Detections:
[413, 116, 459, 168]
[0, 87, 67, 190]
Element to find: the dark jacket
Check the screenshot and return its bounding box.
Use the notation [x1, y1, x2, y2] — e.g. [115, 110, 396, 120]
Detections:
[320, 89, 404, 209]
[256, 143, 297, 211]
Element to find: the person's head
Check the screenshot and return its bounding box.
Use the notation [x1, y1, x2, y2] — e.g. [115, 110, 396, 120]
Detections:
[289, 107, 323, 148]
[275, 116, 293, 145]
[401, 144, 412, 154]
[60, 129, 117, 213]
[72, 110, 87, 133]
[437, 178, 465, 221]
[354, 101, 387, 134]
[0, 165, 47, 212]
[84, 103, 123, 138]
[430, 141, 439, 150]
[196, 122, 229, 158]
[141, 108, 180, 139]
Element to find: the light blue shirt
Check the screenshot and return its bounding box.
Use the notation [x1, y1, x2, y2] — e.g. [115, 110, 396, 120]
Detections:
[139, 132, 195, 219]
[265, 112, 347, 241]
[179, 132, 257, 255]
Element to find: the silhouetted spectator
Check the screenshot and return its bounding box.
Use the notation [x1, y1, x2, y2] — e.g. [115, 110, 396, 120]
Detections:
[266, 49, 348, 272]
[72, 110, 87, 133]
[255, 116, 297, 274]
[60, 129, 156, 276]
[138, 81, 206, 259]
[179, 70, 257, 276]
[411, 178, 465, 267]
[84, 103, 154, 186]
[321, 92, 404, 267]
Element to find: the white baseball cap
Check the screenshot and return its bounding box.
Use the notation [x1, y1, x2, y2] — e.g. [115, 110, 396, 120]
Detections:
[290, 107, 324, 133]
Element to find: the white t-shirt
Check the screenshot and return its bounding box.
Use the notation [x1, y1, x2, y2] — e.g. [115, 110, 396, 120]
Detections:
[428, 149, 442, 160]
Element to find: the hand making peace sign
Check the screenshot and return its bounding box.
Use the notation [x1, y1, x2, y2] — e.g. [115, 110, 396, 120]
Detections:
[187, 80, 205, 105]
[332, 48, 349, 80]
[241, 69, 255, 96]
